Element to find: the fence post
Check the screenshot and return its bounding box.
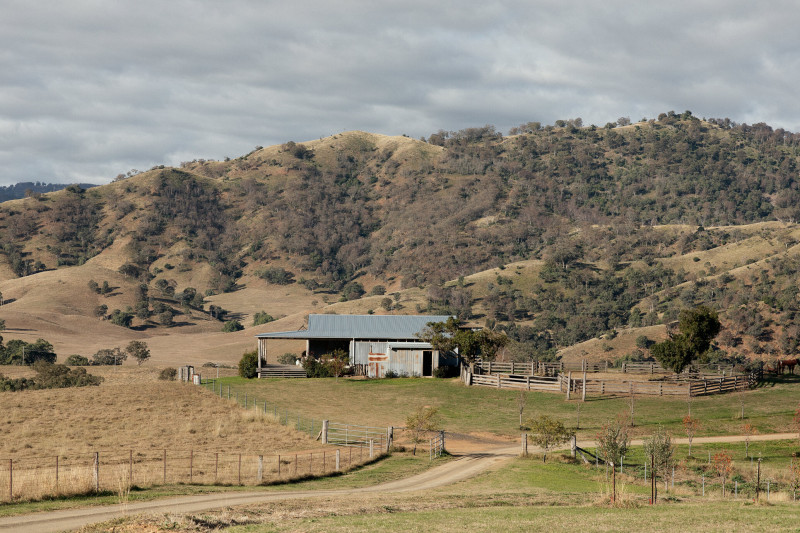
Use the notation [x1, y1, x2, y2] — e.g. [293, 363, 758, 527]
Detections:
[163, 450, 167, 484]
[258, 455, 263, 484]
[278, 455, 281, 478]
[322, 420, 329, 444]
[8, 459, 11, 501]
[566, 371, 572, 400]
[570, 435, 576, 458]
[215, 452, 219, 483]
[370, 439, 374, 458]
[582, 371, 586, 401]
[55, 456, 59, 492]
[387, 426, 393, 452]
[336, 449, 340, 471]
[129, 450, 133, 484]
[190, 450, 193, 483]
[521, 433, 528, 456]
[93, 452, 99, 493]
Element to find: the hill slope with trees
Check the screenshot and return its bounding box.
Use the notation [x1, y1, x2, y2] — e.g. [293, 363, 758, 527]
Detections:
[1, 112, 800, 363]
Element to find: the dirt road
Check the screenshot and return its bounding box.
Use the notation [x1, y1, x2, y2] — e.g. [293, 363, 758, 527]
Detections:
[0, 432, 794, 532]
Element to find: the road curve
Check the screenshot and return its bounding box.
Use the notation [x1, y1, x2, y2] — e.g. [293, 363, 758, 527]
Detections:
[0, 449, 517, 533]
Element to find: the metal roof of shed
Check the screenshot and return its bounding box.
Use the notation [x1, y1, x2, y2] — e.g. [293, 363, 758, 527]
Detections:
[255, 314, 453, 340]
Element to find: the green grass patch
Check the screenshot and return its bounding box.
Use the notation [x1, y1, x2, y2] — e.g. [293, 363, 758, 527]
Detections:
[207, 375, 800, 439]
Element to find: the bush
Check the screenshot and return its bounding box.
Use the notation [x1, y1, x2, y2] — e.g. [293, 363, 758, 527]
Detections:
[277, 353, 299, 365]
[222, 320, 244, 332]
[432, 366, 458, 378]
[302, 357, 331, 378]
[159, 367, 177, 381]
[239, 350, 259, 378]
[65, 354, 90, 366]
[635, 335, 654, 349]
[252, 311, 275, 326]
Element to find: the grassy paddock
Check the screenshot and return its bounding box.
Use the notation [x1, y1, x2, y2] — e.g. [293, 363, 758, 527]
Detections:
[211, 374, 800, 439]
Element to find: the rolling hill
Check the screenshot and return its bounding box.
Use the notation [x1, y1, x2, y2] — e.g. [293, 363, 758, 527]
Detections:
[2, 114, 800, 367]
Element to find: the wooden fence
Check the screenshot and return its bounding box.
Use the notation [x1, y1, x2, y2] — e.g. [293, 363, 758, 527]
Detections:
[464, 366, 760, 398]
[0, 444, 380, 503]
[474, 360, 737, 377]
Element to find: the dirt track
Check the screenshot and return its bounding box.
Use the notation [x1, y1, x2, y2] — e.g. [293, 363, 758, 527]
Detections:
[0, 432, 795, 533]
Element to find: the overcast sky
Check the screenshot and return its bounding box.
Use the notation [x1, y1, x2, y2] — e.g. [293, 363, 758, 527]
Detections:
[1, 1, 799, 186]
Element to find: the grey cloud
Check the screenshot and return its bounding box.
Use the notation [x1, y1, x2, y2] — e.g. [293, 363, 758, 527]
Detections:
[1, 0, 799, 185]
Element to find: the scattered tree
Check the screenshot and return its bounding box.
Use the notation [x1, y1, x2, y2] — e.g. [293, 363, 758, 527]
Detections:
[651, 306, 721, 374]
[526, 415, 573, 463]
[222, 320, 244, 332]
[405, 406, 442, 456]
[92, 347, 125, 365]
[126, 340, 150, 366]
[252, 311, 275, 326]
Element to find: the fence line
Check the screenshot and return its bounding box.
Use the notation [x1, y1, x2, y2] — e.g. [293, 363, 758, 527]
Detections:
[0, 443, 382, 503]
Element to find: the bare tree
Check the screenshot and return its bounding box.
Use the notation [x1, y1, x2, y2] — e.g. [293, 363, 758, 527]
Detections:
[517, 391, 527, 428]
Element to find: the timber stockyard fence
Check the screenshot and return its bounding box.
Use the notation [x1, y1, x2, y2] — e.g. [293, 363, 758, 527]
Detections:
[0, 443, 381, 503]
[473, 360, 737, 376]
[463, 362, 762, 398]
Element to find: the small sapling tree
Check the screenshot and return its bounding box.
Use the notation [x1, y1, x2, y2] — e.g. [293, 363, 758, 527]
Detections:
[597, 414, 631, 466]
[683, 415, 701, 457]
[712, 451, 734, 496]
[527, 415, 573, 463]
[406, 406, 442, 456]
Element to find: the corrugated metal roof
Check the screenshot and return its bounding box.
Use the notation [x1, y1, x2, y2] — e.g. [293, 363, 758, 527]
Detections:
[255, 314, 452, 340]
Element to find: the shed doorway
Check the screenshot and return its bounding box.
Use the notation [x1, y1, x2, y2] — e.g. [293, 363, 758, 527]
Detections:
[422, 351, 433, 377]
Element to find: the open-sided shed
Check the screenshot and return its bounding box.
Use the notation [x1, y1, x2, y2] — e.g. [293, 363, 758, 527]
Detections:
[255, 314, 457, 378]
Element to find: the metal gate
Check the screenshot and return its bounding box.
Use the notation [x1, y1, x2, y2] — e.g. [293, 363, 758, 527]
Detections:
[326, 422, 387, 450]
[430, 431, 445, 461]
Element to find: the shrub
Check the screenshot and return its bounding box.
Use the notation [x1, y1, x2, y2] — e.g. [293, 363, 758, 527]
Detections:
[222, 320, 244, 332]
[65, 354, 90, 366]
[277, 353, 299, 365]
[239, 350, 259, 378]
[635, 335, 653, 349]
[302, 357, 331, 378]
[159, 367, 177, 381]
[432, 366, 458, 378]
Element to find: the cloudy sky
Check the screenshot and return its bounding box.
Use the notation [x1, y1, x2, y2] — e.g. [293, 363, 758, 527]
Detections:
[1, 1, 799, 186]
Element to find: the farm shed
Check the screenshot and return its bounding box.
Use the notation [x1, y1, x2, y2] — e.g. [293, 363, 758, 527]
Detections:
[255, 314, 458, 378]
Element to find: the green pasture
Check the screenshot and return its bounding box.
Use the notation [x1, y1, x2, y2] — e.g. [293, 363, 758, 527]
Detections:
[209, 374, 800, 440]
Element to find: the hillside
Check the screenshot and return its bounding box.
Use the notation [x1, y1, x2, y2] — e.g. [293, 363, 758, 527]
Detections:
[1, 114, 800, 365]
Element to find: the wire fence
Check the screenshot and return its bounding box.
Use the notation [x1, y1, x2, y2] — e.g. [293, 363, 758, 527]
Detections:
[0, 443, 381, 503]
